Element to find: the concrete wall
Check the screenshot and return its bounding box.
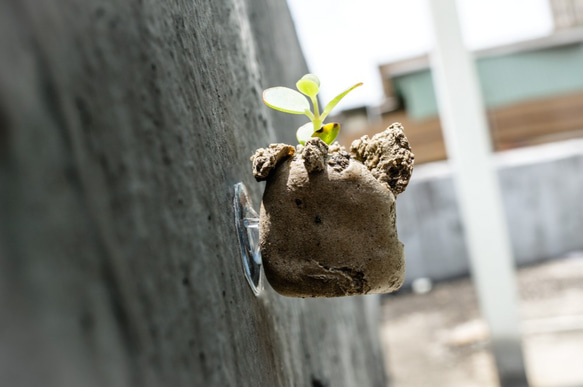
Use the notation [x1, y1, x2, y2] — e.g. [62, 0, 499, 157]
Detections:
[397, 139, 583, 284]
[0, 1, 387, 386]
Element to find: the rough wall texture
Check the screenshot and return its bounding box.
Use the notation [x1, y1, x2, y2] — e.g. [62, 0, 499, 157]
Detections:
[0, 1, 387, 386]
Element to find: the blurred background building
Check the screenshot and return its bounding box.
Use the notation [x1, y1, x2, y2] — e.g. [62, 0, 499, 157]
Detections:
[550, 0, 583, 30]
[336, 1, 583, 164]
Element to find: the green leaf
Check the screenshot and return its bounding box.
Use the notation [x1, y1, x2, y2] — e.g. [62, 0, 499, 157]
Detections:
[296, 122, 314, 145]
[313, 122, 340, 145]
[296, 122, 341, 145]
[263, 87, 310, 114]
[321, 82, 363, 120]
[296, 74, 320, 97]
[303, 74, 320, 87]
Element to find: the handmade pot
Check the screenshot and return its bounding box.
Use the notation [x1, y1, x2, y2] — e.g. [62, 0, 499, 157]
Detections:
[251, 123, 414, 297]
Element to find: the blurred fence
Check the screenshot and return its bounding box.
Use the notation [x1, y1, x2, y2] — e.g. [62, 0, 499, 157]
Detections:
[397, 138, 583, 285]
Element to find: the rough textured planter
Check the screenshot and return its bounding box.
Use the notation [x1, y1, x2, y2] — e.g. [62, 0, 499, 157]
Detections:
[251, 123, 414, 297]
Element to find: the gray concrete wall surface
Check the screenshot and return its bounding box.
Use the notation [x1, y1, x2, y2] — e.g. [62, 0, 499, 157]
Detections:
[0, 1, 387, 386]
[397, 138, 583, 285]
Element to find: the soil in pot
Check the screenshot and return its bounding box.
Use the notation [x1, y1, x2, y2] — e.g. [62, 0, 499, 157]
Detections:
[251, 123, 414, 297]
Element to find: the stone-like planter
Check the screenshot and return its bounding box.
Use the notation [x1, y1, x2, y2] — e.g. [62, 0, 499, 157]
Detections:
[251, 123, 414, 297]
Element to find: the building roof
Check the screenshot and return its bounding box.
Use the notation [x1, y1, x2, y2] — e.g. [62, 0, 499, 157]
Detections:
[379, 27, 583, 79]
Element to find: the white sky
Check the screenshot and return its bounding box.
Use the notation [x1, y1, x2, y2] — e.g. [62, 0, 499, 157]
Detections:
[286, 0, 554, 110]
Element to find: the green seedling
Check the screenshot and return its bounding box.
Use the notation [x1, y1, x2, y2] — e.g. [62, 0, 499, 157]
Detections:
[262, 74, 362, 145]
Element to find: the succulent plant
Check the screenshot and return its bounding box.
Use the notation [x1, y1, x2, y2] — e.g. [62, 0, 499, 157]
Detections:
[262, 74, 362, 145]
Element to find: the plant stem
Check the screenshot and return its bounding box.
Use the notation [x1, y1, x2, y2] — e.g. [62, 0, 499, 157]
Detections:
[311, 96, 321, 132]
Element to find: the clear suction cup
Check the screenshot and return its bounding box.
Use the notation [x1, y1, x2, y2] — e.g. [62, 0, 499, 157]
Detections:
[233, 183, 262, 295]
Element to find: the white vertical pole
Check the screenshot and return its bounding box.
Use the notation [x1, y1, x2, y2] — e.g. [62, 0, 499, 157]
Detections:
[425, 0, 528, 385]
